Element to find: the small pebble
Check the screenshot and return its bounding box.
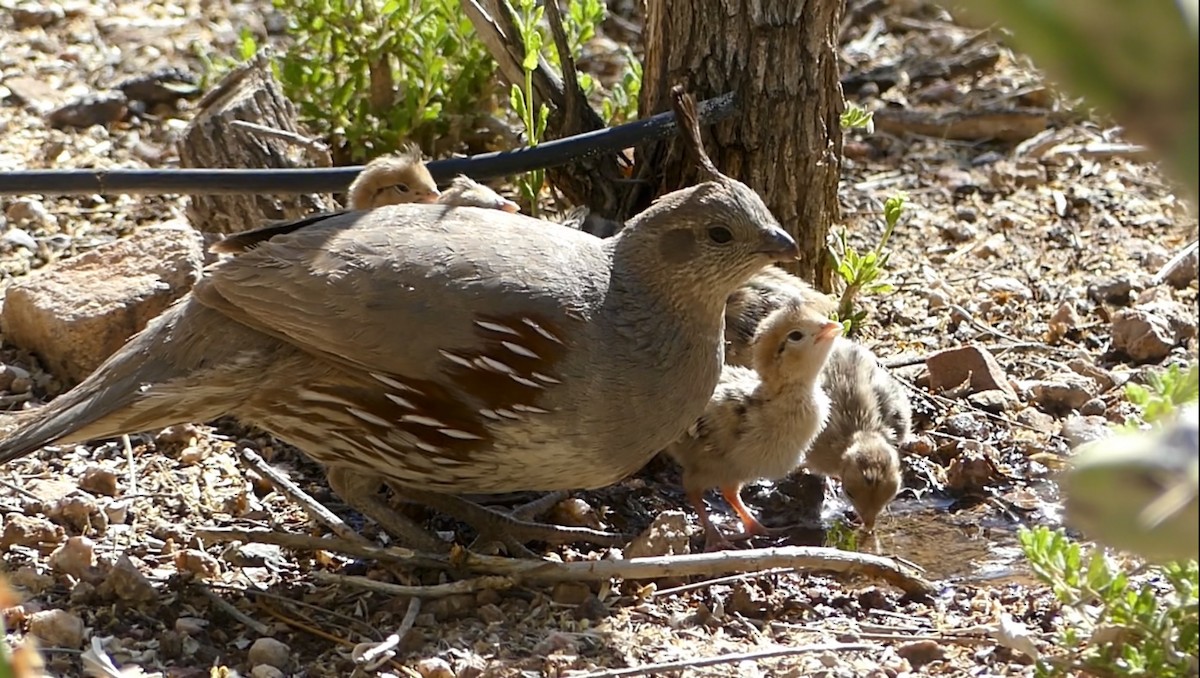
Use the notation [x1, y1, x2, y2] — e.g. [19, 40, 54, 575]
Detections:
[28, 609, 85, 648]
[416, 657, 455, 678]
[247, 637, 291, 670]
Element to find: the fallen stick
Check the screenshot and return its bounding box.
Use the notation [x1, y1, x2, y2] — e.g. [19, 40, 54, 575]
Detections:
[0, 93, 736, 196]
[315, 571, 517, 599]
[571, 643, 875, 678]
[195, 527, 937, 597]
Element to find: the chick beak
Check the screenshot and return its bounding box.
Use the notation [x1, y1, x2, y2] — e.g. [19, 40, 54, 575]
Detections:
[757, 226, 800, 261]
[500, 199, 520, 213]
[419, 190, 441, 204]
[817, 320, 843, 340]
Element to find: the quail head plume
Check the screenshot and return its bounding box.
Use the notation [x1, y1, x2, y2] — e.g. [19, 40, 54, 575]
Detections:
[0, 88, 801, 550]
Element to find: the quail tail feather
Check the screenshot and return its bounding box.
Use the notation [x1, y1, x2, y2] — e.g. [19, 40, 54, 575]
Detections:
[0, 295, 282, 463]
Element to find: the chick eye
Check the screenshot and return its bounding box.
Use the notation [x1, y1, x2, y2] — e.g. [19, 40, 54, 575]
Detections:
[392, 184, 410, 194]
[787, 330, 805, 342]
[707, 225, 733, 244]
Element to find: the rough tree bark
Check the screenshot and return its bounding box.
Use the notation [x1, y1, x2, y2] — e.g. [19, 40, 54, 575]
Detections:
[178, 51, 336, 235]
[634, 0, 845, 287]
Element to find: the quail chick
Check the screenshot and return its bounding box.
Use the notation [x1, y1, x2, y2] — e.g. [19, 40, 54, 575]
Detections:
[346, 144, 441, 208]
[667, 303, 842, 550]
[725, 266, 837, 369]
[438, 175, 520, 212]
[803, 339, 912, 530]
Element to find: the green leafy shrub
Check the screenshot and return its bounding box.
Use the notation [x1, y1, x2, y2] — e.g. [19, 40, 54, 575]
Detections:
[1020, 526, 1198, 677]
[267, 0, 497, 161]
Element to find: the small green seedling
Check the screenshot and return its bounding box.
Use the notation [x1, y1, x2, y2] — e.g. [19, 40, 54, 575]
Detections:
[829, 192, 906, 334]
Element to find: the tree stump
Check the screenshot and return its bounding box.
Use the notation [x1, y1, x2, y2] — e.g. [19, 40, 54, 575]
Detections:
[178, 51, 336, 235]
[634, 0, 845, 287]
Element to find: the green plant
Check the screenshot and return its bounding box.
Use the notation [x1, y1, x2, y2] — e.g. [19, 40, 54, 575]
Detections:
[508, 0, 552, 215]
[840, 102, 875, 133]
[822, 518, 859, 551]
[829, 192, 906, 334]
[1124, 363, 1200, 427]
[1019, 526, 1198, 677]
[268, 0, 496, 161]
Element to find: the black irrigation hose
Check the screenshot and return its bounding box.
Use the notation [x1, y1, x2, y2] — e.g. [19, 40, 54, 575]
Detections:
[0, 92, 737, 197]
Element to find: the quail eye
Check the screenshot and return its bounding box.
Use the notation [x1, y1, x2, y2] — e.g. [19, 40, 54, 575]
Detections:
[392, 184, 410, 194]
[787, 330, 805, 342]
[707, 225, 733, 244]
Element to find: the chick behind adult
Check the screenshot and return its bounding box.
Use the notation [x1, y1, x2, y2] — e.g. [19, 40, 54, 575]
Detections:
[804, 339, 912, 530]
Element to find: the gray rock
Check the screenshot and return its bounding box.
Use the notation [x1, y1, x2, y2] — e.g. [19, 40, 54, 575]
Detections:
[926, 345, 1016, 398]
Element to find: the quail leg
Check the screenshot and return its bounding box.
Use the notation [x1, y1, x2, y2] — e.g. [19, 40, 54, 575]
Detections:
[719, 484, 776, 539]
[687, 488, 737, 551]
[325, 468, 447, 552]
[400, 487, 628, 551]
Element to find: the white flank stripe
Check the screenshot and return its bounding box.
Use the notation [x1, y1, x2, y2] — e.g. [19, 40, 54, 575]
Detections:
[531, 371, 562, 384]
[478, 409, 502, 420]
[523, 317, 563, 344]
[512, 404, 550, 414]
[476, 355, 517, 375]
[501, 341, 539, 359]
[401, 413, 446, 427]
[414, 440, 441, 453]
[370, 372, 419, 393]
[346, 407, 392, 428]
[440, 350, 474, 368]
[385, 393, 416, 410]
[439, 428, 483, 440]
[298, 389, 355, 406]
[495, 408, 521, 420]
[475, 319, 519, 335]
[510, 374, 542, 389]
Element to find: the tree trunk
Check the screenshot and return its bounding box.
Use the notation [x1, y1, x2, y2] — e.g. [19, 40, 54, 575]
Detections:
[634, 0, 845, 288]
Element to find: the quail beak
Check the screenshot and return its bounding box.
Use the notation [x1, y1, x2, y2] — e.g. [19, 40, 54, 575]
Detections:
[419, 190, 441, 204]
[757, 227, 800, 261]
[816, 320, 843, 340]
[500, 199, 520, 213]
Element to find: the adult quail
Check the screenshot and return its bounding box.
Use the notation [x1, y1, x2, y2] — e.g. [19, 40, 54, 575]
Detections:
[0, 90, 800, 551]
[803, 339, 912, 531]
[667, 302, 841, 550]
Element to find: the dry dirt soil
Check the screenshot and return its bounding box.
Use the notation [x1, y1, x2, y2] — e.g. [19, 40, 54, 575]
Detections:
[1, 1, 1198, 677]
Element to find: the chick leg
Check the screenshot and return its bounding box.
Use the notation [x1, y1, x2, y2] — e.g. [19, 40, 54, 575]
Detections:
[687, 488, 736, 551]
[720, 484, 773, 538]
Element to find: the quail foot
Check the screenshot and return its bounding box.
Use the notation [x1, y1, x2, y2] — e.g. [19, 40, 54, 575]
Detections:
[0, 89, 800, 553]
[667, 303, 842, 550]
[803, 339, 912, 531]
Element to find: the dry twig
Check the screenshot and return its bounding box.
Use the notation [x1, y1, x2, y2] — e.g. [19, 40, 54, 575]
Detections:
[197, 527, 936, 596]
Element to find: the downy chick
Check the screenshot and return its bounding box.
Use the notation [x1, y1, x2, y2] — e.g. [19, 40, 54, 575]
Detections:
[346, 144, 441, 208]
[439, 175, 520, 212]
[667, 303, 842, 550]
[804, 339, 911, 530]
[725, 266, 837, 368]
